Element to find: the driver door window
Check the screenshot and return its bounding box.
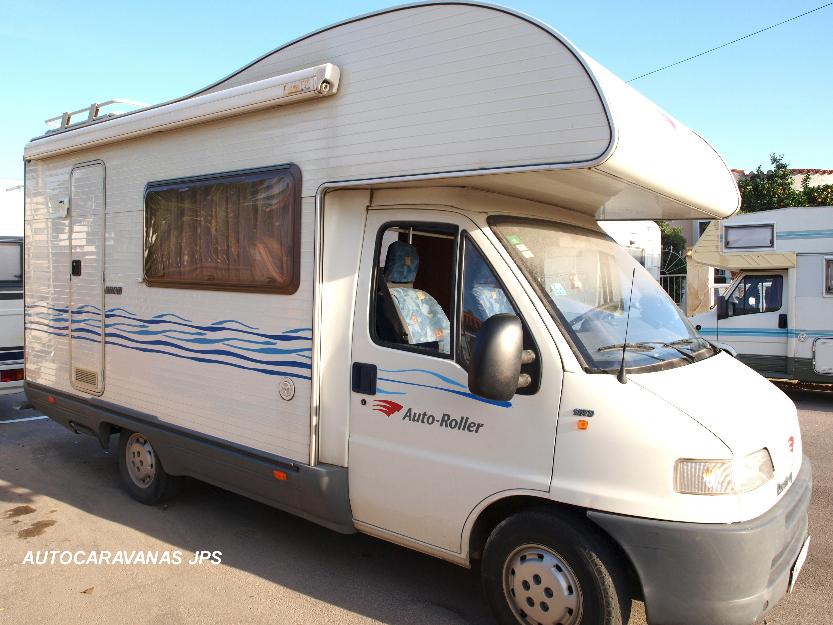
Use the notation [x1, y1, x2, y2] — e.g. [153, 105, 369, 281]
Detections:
[371, 223, 457, 357]
[727, 275, 783, 316]
[458, 235, 517, 367]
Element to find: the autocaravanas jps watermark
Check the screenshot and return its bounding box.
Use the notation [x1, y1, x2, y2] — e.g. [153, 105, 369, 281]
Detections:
[22, 549, 222, 565]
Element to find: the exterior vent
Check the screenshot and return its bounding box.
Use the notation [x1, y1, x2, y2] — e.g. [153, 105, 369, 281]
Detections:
[73, 367, 99, 390]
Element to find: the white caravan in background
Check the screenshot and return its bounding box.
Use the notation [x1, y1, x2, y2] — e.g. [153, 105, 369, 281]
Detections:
[23, 4, 810, 625]
[598, 221, 661, 280]
[691, 206, 833, 385]
[0, 181, 24, 394]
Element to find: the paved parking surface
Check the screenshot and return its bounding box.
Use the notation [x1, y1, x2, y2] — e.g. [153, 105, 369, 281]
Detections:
[1, 389, 830, 625]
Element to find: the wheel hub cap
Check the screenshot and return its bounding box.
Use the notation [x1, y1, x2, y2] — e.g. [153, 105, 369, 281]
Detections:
[503, 544, 582, 625]
[126, 433, 156, 488]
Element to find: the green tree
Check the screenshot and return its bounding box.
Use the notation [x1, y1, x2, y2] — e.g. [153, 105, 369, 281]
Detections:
[738, 154, 803, 212]
[738, 154, 833, 212]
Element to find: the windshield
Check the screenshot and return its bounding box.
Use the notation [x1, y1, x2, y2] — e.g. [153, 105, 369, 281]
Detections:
[491, 217, 716, 373]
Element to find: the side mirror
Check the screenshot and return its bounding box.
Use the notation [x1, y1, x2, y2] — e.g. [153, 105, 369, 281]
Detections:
[716, 295, 729, 320]
[468, 314, 523, 402]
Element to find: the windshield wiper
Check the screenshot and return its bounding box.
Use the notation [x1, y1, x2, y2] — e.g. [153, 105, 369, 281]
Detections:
[597, 342, 654, 352]
[637, 340, 701, 363]
[598, 340, 698, 363]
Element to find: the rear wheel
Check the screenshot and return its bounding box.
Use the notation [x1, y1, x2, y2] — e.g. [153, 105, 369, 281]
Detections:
[118, 430, 181, 504]
[482, 509, 630, 625]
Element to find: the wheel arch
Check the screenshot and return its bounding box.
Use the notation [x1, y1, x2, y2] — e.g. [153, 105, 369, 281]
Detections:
[465, 494, 644, 601]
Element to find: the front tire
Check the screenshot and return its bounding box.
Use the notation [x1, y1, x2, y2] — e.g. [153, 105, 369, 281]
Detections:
[118, 430, 182, 504]
[482, 509, 631, 625]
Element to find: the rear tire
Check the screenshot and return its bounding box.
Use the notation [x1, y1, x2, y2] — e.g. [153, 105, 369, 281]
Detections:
[118, 430, 182, 504]
[482, 509, 631, 625]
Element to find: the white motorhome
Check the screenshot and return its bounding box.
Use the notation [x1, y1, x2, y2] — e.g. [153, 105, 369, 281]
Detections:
[691, 206, 833, 385]
[23, 4, 810, 625]
[0, 182, 24, 394]
[598, 221, 661, 280]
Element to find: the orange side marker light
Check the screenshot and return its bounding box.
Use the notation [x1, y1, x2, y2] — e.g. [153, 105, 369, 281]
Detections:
[272, 470, 288, 481]
[577, 419, 589, 430]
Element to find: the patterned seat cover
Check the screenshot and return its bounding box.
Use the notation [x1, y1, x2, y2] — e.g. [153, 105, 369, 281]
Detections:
[384, 241, 451, 353]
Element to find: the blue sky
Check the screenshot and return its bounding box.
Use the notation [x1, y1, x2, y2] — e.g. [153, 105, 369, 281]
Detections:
[2, 1, 831, 181]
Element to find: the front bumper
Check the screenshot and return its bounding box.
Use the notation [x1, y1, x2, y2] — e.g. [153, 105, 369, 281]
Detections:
[588, 455, 812, 625]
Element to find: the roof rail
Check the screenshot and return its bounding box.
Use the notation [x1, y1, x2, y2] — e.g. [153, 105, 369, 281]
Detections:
[44, 99, 148, 133]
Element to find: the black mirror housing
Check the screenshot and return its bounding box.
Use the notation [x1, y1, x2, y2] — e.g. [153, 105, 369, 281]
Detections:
[468, 314, 523, 402]
[716, 295, 728, 320]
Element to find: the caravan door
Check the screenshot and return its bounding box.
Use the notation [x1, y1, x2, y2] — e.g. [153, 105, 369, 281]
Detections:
[720, 271, 789, 375]
[69, 162, 106, 394]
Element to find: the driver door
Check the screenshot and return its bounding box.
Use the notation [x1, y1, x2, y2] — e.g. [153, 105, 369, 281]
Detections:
[348, 208, 562, 553]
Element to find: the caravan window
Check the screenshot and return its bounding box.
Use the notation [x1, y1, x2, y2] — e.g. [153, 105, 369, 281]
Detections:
[144, 165, 301, 293]
[825, 258, 833, 296]
[0, 238, 23, 300]
[724, 224, 774, 250]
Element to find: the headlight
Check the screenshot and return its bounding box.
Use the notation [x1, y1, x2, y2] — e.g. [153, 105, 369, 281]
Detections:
[674, 449, 774, 495]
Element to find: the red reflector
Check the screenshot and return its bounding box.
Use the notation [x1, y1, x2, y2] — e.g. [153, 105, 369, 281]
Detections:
[272, 470, 288, 481]
[47, 396, 57, 404]
[0, 368, 23, 383]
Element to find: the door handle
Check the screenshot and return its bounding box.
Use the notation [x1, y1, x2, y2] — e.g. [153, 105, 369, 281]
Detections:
[352, 362, 377, 395]
[71, 259, 82, 277]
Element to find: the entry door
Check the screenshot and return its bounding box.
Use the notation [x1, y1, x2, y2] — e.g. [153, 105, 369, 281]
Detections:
[69, 162, 106, 394]
[348, 208, 562, 553]
[720, 272, 788, 374]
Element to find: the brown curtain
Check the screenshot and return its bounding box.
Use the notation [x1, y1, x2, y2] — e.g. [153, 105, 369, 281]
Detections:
[145, 170, 297, 291]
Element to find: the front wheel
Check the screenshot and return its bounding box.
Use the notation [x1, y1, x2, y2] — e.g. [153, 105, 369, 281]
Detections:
[118, 430, 182, 504]
[482, 509, 631, 625]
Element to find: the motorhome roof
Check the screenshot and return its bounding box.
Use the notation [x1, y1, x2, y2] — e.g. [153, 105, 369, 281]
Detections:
[24, 2, 740, 221]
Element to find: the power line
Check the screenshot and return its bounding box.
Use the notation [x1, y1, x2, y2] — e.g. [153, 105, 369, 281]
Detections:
[628, 2, 832, 82]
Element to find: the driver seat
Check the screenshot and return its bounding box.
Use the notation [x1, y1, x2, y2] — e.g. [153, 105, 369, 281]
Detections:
[382, 241, 450, 353]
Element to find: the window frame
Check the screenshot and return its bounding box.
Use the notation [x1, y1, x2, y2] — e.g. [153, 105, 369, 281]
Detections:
[726, 273, 783, 315]
[824, 257, 833, 298]
[723, 223, 776, 251]
[142, 163, 302, 294]
[368, 221, 460, 360]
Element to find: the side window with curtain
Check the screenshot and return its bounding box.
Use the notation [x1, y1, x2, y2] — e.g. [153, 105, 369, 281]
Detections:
[458, 236, 517, 368]
[727, 275, 783, 315]
[144, 164, 301, 293]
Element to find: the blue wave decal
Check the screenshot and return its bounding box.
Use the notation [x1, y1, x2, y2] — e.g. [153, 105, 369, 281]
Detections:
[26, 304, 313, 380]
[210, 319, 258, 330]
[378, 368, 466, 389]
[778, 228, 833, 240]
[376, 386, 407, 396]
[377, 376, 511, 407]
[152, 313, 193, 322]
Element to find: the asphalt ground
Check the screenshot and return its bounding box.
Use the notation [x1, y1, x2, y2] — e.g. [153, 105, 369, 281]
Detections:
[0, 388, 830, 625]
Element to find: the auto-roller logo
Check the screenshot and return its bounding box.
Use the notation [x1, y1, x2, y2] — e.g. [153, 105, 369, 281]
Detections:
[372, 400, 484, 434]
[373, 400, 403, 416]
